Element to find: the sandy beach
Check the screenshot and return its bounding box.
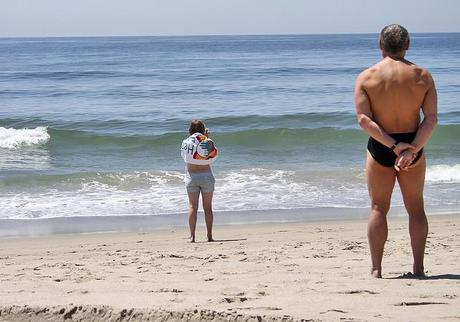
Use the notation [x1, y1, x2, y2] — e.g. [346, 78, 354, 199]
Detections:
[0, 215, 459, 321]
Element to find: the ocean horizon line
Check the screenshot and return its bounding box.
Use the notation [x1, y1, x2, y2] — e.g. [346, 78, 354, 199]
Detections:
[1, 31, 460, 40]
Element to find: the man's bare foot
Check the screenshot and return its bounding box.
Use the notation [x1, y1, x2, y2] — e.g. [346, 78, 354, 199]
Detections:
[189, 236, 195, 243]
[402, 271, 427, 279]
[413, 265, 426, 277]
[371, 268, 382, 278]
[207, 235, 214, 242]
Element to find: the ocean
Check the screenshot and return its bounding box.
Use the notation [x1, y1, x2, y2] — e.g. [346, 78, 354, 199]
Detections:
[0, 33, 459, 235]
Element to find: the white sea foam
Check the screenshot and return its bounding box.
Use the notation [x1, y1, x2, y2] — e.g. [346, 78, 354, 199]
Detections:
[426, 164, 460, 183]
[0, 171, 187, 219]
[0, 167, 458, 220]
[0, 168, 369, 220]
[0, 127, 50, 149]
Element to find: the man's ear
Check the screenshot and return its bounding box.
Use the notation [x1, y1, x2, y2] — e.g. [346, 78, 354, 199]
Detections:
[406, 38, 410, 50]
[379, 39, 384, 51]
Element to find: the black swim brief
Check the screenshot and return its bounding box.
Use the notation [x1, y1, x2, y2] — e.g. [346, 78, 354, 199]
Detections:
[367, 132, 423, 167]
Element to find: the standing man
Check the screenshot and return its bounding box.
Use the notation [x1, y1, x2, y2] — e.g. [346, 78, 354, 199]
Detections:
[354, 24, 438, 278]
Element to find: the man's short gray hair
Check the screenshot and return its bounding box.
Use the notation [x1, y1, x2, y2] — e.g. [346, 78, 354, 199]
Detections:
[380, 24, 410, 54]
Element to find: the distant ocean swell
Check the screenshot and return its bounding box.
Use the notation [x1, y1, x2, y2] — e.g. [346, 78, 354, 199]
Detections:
[0, 66, 365, 81]
[0, 123, 459, 151]
[0, 112, 360, 135]
[2, 112, 460, 133]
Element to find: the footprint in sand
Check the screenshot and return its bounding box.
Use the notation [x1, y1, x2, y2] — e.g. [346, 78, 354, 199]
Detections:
[221, 289, 245, 296]
[342, 241, 364, 250]
[150, 288, 183, 293]
[443, 294, 457, 299]
[222, 297, 248, 303]
[320, 309, 347, 314]
[340, 290, 378, 295]
[394, 301, 448, 306]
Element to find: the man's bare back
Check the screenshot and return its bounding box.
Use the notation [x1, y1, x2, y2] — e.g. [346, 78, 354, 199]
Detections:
[359, 57, 432, 134]
[354, 24, 438, 278]
[356, 54, 437, 170]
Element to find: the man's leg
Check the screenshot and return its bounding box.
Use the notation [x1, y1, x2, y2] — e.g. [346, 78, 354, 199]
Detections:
[187, 192, 200, 243]
[366, 152, 396, 278]
[397, 155, 428, 276]
[202, 192, 214, 242]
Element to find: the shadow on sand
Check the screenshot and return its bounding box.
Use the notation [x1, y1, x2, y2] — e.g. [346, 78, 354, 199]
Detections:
[389, 273, 460, 280]
[190, 238, 248, 243]
[210, 238, 248, 243]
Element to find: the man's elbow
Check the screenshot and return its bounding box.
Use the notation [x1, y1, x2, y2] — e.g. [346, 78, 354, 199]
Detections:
[426, 114, 438, 128]
[357, 114, 369, 129]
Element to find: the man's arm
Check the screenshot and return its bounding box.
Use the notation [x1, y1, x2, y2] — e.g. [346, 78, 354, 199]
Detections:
[411, 72, 438, 152]
[395, 71, 437, 170]
[354, 72, 413, 155]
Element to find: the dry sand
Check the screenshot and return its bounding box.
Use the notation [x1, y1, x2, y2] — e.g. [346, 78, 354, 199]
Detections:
[0, 215, 459, 321]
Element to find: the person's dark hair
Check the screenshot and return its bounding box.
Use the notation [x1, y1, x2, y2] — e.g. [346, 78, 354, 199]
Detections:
[380, 24, 409, 54]
[189, 119, 206, 135]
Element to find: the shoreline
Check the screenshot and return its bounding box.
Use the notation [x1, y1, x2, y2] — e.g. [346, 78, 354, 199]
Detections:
[1, 205, 458, 238]
[0, 215, 458, 321]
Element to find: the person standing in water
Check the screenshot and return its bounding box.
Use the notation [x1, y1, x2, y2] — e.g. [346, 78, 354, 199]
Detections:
[181, 120, 218, 243]
[354, 24, 438, 278]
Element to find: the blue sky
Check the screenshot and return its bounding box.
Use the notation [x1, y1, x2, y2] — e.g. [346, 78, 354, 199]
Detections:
[1, 0, 459, 37]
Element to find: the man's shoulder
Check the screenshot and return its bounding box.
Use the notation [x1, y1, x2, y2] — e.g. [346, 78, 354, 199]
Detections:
[406, 61, 434, 84]
[416, 65, 433, 81]
[356, 63, 379, 84]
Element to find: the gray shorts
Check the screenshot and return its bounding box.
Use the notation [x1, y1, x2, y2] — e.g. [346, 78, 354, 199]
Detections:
[185, 171, 215, 193]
